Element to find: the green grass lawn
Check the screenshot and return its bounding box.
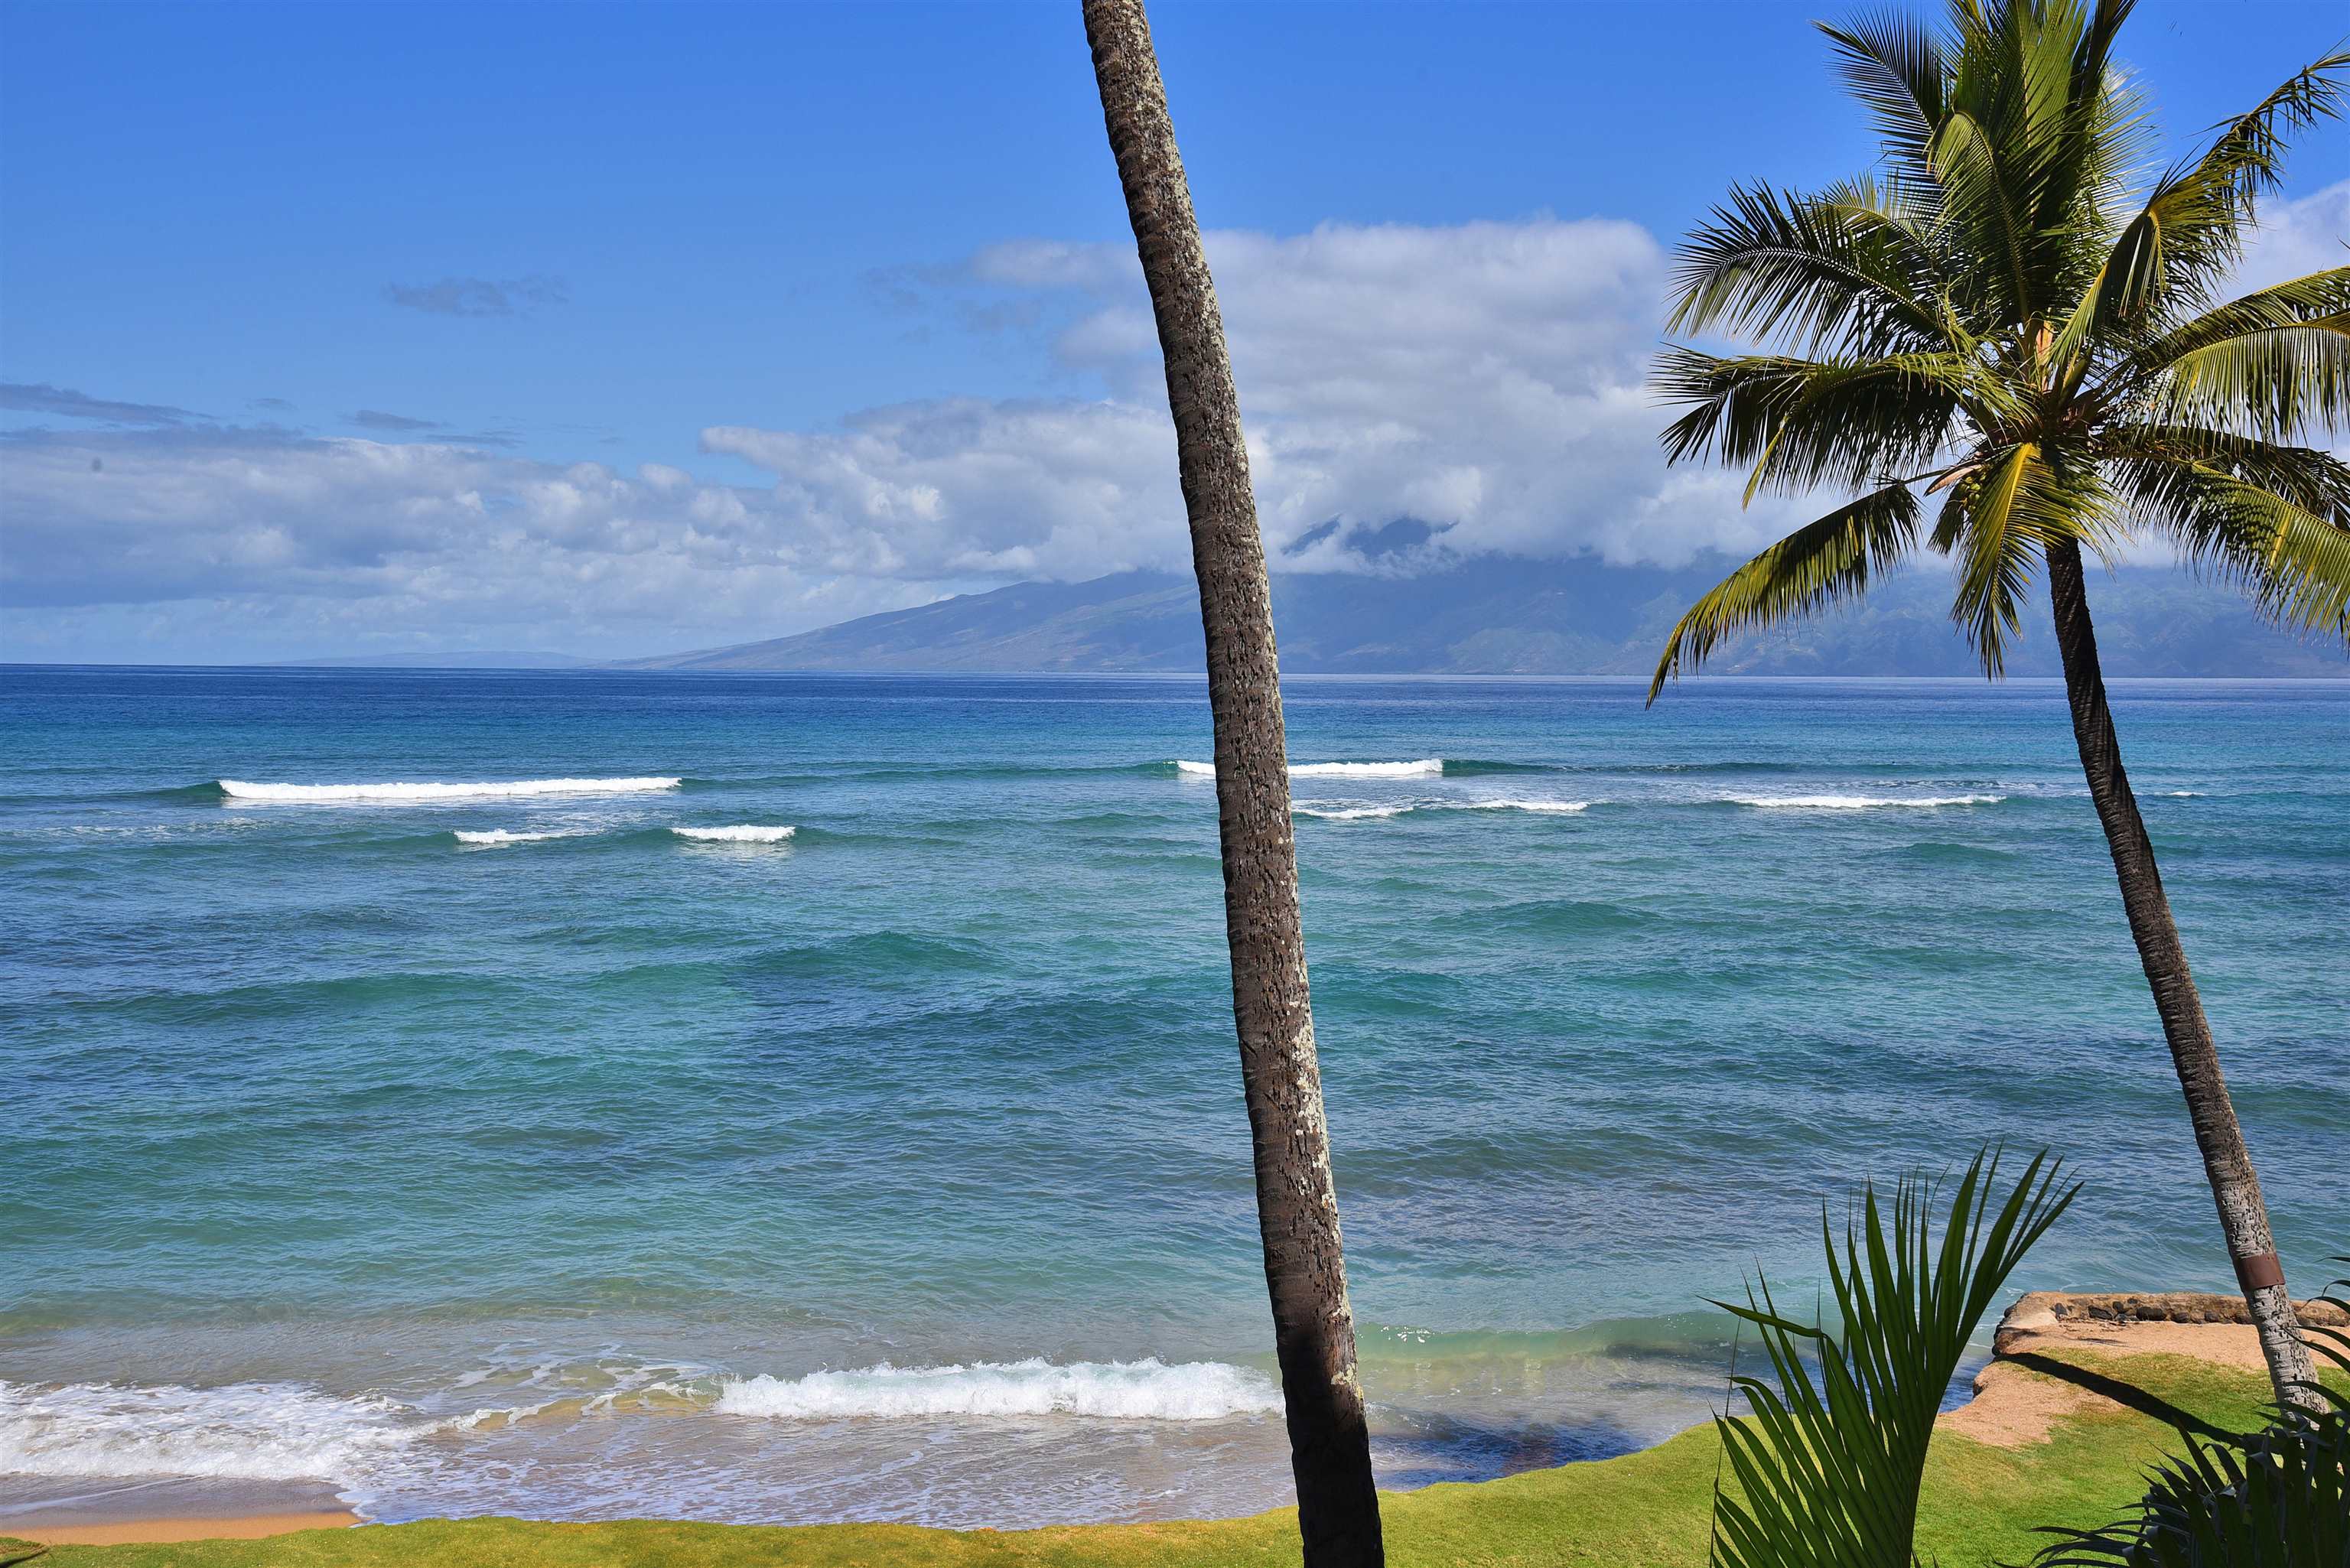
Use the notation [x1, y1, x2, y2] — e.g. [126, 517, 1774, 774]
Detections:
[11, 1348, 2319, 1568]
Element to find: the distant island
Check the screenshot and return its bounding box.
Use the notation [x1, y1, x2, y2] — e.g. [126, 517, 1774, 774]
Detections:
[289, 555, 2349, 677]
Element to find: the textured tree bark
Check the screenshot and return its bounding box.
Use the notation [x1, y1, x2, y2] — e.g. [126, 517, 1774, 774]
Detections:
[2045, 540, 2316, 1412]
[1080, 2, 1384, 1558]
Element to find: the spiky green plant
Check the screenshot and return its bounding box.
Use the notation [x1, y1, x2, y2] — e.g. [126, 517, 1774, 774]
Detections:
[2030, 1261, 2350, 1567]
[1709, 1147, 2078, 1568]
[1650, 0, 2348, 1412]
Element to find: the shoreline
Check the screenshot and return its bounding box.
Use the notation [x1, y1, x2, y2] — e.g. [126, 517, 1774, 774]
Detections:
[8, 1290, 2341, 1551]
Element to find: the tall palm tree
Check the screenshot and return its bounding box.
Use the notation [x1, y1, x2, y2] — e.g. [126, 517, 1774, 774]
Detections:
[1081, 2, 1385, 1559]
[1648, 0, 2348, 1410]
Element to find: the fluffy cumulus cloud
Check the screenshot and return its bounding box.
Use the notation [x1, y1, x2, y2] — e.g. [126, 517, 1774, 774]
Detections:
[2235, 178, 2350, 291]
[0, 427, 939, 659]
[7, 188, 2344, 660]
[730, 218, 1787, 579]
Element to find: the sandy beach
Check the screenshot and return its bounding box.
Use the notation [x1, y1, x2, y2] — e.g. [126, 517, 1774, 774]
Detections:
[5, 1511, 360, 1547]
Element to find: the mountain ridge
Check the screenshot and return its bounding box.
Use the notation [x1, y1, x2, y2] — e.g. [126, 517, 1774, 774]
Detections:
[616, 557, 2350, 679]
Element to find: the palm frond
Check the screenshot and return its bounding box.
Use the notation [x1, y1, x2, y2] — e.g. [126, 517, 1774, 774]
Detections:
[1927, 106, 2035, 320]
[2116, 268, 2350, 438]
[1818, 8, 1947, 180]
[1645, 483, 1923, 704]
[2086, 50, 2350, 334]
[1942, 441, 2030, 672]
[1655, 348, 1982, 497]
[1940, 440, 2124, 676]
[1666, 184, 1955, 355]
[2305, 1256, 2350, 1379]
[2116, 454, 2350, 642]
[2106, 422, 2350, 519]
[1709, 1147, 2078, 1568]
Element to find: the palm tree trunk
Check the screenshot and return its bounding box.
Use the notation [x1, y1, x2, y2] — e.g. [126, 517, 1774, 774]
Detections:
[1080, 1, 1385, 1557]
[2044, 540, 2316, 1411]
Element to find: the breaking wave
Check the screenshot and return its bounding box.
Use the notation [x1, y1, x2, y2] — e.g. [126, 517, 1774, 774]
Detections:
[1294, 798, 1590, 821]
[452, 829, 571, 847]
[218, 776, 681, 804]
[1724, 793, 2004, 811]
[711, 1358, 1279, 1421]
[1174, 759, 1444, 779]
[0, 1378, 418, 1483]
[1457, 798, 1590, 815]
[672, 825, 796, 844]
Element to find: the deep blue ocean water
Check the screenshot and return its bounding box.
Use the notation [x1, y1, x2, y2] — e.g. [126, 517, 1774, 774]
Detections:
[2, 667, 2344, 1527]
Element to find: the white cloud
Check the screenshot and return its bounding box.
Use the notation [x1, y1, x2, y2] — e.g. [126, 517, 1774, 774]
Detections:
[0, 430, 946, 661]
[704, 217, 1799, 583]
[9, 194, 2339, 661]
[2236, 179, 2350, 292]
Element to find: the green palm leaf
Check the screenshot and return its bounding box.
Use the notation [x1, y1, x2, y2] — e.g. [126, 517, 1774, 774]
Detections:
[1667, 183, 1955, 354]
[1647, 483, 1923, 703]
[1708, 1148, 2079, 1568]
[2120, 269, 2350, 438]
[2117, 455, 2350, 637]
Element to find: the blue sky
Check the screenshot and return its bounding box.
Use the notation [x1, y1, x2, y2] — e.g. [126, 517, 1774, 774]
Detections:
[4, 0, 2345, 662]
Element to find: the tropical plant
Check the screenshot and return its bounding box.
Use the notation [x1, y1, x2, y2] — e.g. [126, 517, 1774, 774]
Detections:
[1710, 1147, 2079, 1568]
[1081, 2, 1385, 1561]
[1648, 0, 2348, 1411]
[2032, 1260, 2350, 1566]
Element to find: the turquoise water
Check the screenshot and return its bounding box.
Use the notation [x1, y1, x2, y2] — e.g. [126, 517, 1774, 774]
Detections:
[3, 668, 2345, 1527]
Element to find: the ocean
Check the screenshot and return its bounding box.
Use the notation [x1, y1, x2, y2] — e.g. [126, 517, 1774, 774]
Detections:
[3, 667, 2345, 1531]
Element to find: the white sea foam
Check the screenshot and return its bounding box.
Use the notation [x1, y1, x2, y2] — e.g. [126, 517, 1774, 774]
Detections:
[711, 1358, 1280, 1421]
[1294, 797, 1590, 821]
[1457, 798, 1590, 814]
[452, 829, 571, 847]
[220, 776, 680, 804]
[0, 1378, 416, 1482]
[1727, 793, 2003, 810]
[672, 825, 796, 843]
[1176, 759, 1443, 779]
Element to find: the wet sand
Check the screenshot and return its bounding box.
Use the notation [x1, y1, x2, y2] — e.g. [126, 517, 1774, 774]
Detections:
[6, 1510, 360, 1546]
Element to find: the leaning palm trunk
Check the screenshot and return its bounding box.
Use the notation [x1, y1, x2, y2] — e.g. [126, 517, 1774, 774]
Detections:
[2045, 542, 2316, 1407]
[1080, 1, 1384, 1558]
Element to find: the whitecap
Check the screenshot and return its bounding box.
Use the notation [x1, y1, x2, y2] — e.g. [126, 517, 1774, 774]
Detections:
[1726, 793, 2003, 810]
[220, 776, 680, 804]
[1454, 798, 1590, 815]
[710, 1358, 1279, 1421]
[672, 825, 796, 844]
[1294, 804, 1412, 821]
[1175, 759, 1443, 779]
[453, 829, 571, 847]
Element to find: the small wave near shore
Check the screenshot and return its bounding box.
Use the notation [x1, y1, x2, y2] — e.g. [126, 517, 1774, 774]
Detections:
[672, 825, 796, 844]
[219, 776, 681, 804]
[1724, 792, 2005, 810]
[1175, 759, 1444, 779]
[1294, 798, 1591, 821]
[713, 1358, 1278, 1421]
